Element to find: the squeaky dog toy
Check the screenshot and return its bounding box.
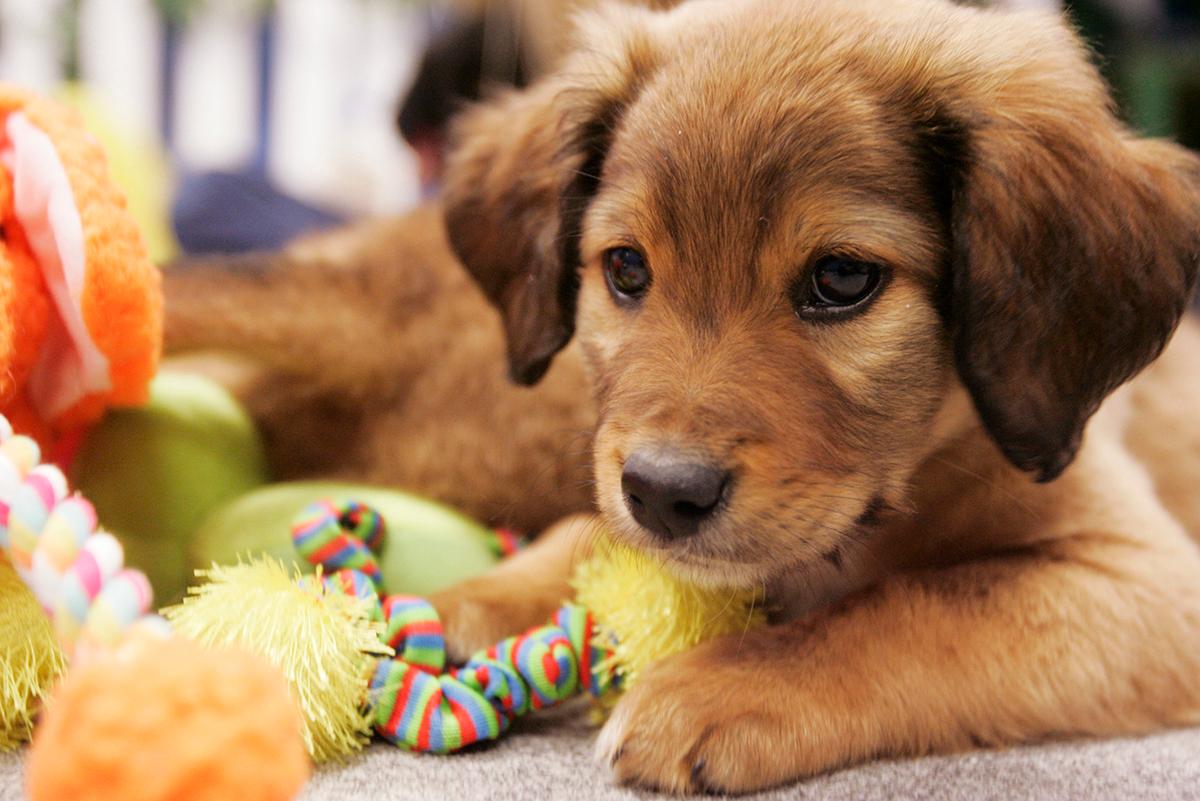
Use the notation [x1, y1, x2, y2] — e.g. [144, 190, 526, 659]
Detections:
[0, 86, 161, 449]
[369, 529, 767, 753]
[0, 84, 304, 799]
[167, 498, 766, 756]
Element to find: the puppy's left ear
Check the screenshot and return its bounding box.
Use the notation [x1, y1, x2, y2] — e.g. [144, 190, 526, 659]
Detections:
[937, 38, 1200, 481]
[442, 5, 662, 385]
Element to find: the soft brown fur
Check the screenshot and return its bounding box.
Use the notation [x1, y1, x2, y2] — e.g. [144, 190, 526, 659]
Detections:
[162, 209, 596, 532]
[166, 0, 1200, 794]
[437, 0, 1200, 793]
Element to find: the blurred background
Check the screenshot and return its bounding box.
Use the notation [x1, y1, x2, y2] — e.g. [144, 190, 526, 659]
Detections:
[0, 0, 1195, 262]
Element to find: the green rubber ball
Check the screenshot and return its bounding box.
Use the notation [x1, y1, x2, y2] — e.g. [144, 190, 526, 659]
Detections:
[71, 372, 270, 605]
[190, 482, 500, 596]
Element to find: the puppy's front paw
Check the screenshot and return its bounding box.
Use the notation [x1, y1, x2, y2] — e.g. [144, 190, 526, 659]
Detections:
[428, 577, 568, 662]
[595, 638, 832, 794]
[427, 583, 522, 662]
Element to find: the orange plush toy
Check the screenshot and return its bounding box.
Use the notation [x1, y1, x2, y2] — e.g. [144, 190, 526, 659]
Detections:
[0, 86, 161, 450]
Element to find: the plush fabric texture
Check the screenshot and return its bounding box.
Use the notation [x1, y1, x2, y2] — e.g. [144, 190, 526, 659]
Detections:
[2, 711, 1197, 800]
[0, 86, 161, 447]
[4, 112, 109, 422]
[0, 558, 64, 751]
[25, 637, 308, 801]
[164, 559, 389, 764]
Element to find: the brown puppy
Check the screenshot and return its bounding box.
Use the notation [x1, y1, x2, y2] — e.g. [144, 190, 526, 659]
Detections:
[433, 0, 1200, 793]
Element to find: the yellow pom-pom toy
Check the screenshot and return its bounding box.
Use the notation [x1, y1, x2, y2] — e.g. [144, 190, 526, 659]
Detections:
[282, 500, 766, 755]
[0, 556, 65, 750]
[572, 537, 766, 691]
[164, 558, 391, 762]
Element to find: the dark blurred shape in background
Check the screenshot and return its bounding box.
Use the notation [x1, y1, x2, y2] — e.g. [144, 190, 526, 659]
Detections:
[1069, 0, 1200, 310]
[1070, 0, 1199, 150]
[398, 3, 527, 188]
[397, 0, 678, 191]
[0, 0, 422, 259]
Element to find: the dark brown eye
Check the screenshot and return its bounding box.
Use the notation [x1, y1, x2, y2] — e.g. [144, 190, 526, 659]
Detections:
[604, 247, 650, 301]
[805, 257, 882, 310]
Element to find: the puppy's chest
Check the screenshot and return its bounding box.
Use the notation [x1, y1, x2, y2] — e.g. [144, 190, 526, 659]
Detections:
[761, 516, 955, 622]
[765, 556, 880, 623]
[762, 483, 1057, 623]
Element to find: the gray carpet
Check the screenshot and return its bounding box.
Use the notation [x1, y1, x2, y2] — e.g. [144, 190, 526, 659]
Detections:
[5, 707, 1199, 801]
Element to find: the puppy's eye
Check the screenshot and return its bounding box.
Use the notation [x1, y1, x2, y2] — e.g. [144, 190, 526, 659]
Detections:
[604, 247, 651, 301]
[812, 257, 880, 306]
[794, 256, 883, 318]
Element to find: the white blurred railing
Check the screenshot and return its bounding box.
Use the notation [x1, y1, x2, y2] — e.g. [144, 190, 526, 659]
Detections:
[0, 0, 424, 216]
[0, 0, 1071, 216]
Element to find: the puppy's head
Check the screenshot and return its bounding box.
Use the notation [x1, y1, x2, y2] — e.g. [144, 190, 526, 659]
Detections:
[445, 0, 1200, 587]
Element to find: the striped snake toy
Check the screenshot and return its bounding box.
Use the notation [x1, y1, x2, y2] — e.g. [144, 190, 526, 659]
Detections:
[290, 498, 616, 753]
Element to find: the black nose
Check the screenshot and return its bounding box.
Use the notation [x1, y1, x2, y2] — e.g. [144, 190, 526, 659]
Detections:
[621, 449, 729, 540]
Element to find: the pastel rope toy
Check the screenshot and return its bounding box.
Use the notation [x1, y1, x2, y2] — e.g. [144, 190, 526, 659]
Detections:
[290, 499, 616, 754]
[0, 414, 158, 659]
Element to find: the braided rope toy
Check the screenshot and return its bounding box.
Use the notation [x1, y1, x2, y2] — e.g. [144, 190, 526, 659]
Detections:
[0, 414, 160, 661]
[287, 498, 614, 753]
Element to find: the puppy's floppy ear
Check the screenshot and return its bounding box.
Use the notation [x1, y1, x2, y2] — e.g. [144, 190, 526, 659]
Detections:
[930, 29, 1200, 481]
[442, 6, 661, 385]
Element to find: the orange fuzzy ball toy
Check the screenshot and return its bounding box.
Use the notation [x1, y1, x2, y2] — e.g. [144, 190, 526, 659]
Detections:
[0, 85, 161, 449]
[27, 636, 310, 801]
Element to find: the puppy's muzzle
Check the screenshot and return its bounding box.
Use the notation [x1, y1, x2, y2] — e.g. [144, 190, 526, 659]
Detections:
[621, 448, 729, 540]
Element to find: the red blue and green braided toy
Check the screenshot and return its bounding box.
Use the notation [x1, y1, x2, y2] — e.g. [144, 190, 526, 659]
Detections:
[290, 499, 619, 753]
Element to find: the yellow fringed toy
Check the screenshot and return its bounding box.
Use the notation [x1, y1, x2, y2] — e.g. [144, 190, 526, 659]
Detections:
[0, 558, 65, 750]
[573, 537, 766, 693]
[165, 559, 391, 763]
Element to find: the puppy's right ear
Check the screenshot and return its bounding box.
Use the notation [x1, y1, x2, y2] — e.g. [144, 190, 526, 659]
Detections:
[443, 6, 661, 385]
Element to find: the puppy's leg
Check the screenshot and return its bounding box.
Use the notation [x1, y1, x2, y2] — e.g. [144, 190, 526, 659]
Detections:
[429, 513, 600, 661]
[164, 251, 288, 356]
[597, 532, 1200, 793]
[164, 250, 403, 395]
[163, 209, 484, 393]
